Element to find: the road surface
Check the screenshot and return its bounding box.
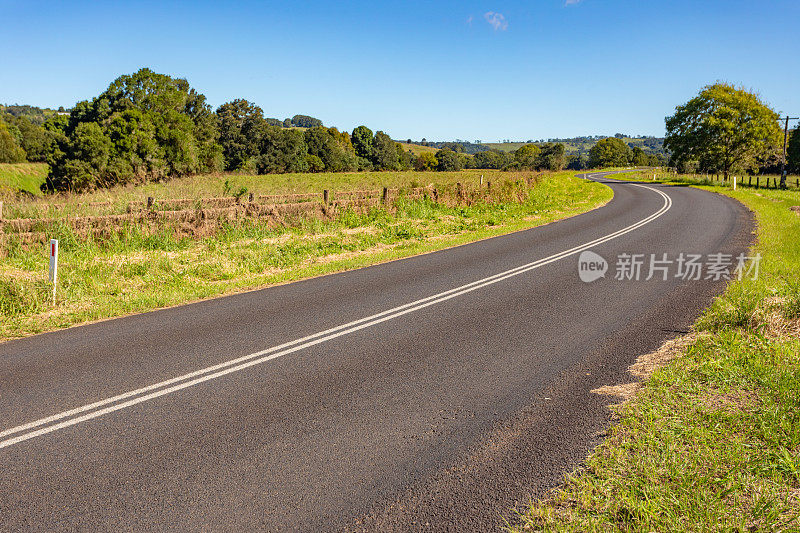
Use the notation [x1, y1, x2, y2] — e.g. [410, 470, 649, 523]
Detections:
[0, 171, 752, 531]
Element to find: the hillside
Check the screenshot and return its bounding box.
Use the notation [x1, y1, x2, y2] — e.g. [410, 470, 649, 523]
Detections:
[483, 136, 665, 156]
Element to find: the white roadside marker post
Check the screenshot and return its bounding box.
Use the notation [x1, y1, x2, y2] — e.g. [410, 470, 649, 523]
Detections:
[733, 176, 737, 190]
[49, 239, 58, 305]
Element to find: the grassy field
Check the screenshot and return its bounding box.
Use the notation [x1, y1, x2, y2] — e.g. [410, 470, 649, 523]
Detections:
[0, 162, 47, 198]
[0, 170, 612, 341]
[398, 142, 439, 156]
[4, 168, 502, 211]
[514, 174, 800, 531]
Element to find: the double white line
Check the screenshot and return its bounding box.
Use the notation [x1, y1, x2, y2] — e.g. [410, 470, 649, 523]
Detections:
[0, 178, 672, 450]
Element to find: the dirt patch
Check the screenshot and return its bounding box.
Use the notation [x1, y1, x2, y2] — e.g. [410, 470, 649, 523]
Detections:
[790, 206, 800, 216]
[701, 390, 759, 413]
[628, 333, 702, 379]
[591, 333, 703, 403]
[760, 296, 800, 338]
[591, 382, 641, 402]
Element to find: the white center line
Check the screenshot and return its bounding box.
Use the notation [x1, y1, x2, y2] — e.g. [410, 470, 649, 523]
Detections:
[0, 176, 671, 450]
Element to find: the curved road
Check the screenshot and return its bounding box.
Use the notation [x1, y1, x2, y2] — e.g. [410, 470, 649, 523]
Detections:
[0, 172, 752, 531]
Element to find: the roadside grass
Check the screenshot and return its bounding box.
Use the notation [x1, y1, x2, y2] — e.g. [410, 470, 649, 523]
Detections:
[0, 163, 47, 198]
[0, 171, 612, 341]
[514, 175, 800, 531]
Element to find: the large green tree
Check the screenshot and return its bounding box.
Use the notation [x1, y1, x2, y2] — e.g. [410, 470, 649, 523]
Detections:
[216, 99, 266, 171]
[351, 125, 373, 160]
[256, 127, 309, 174]
[514, 144, 540, 169]
[664, 83, 781, 181]
[46, 68, 222, 191]
[304, 126, 357, 172]
[589, 137, 631, 168]
[538, 143, 566, 171]
[371, 131, 399, 170]
[435, 149, 462, 171]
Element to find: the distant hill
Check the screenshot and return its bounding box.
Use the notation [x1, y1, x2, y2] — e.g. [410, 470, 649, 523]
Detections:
[483, 135, 666, 157]
[395, 140, 489, 155]
[0, 104, 66, 126]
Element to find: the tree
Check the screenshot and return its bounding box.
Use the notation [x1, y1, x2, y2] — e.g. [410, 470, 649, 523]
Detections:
[414, 151, 437, 171]
[351, 125, 373, 160]
[538, 143, 566, 171]
[396, 143, 413, 170]
[0, 120, 27, 163]
[473, 150, 510, 169]
[787, 129, 800, 174]
[216, 99, 266, 171]
[304, 126, 357, 172]
[371, 131, 399, 170]
[435, 149, 461, 171]
[566, 154, 590, 170]
[257, 127, 309, 174]
[664, 83, 781, 180]
[44, 68, 222, 191]
[514, 144, 540, 169]
[631, 146, 649, 167]
[589, 137, 631, 168]
[290, 114, 323, 128]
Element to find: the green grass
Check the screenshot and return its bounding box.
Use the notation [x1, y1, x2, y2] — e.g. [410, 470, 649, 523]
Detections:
[2, 169, 538, 219]
[0, 162, 48, 198]
[3, 169, 531, 219]
[514, 175, 800, 532]
[0, 171, 612, 340]
[397, 142, 439, 156]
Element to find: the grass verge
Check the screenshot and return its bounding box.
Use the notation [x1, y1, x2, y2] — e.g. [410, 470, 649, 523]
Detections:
[0, 171, 611, 341]
[514, 174, 800, 531]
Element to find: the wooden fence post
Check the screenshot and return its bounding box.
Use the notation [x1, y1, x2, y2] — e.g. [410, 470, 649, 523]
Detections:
[146, 197, 154, 209]
[323, 189, 329, 205]
[248, 192, 254, 202]
[382, 187, 388, 204]
[456, 182, 463, 201]
[432, 188, 438, 203]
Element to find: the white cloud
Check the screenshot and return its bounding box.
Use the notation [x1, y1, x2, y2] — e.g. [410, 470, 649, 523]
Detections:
[483, 11, 508, 31]
[467, 15, 473, 26]
[564, 0, 583, 5]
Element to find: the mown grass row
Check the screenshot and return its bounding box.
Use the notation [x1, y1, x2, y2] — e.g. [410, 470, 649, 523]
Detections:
[0, 171, 612, 340]
[514, 174, 800, 531]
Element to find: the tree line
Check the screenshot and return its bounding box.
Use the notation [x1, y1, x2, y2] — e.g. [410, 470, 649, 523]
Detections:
[0, 69, 579, 191]
[4, 71, 798, 192]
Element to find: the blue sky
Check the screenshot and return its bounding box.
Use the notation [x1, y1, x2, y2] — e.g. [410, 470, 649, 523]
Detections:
[1, 0, 797, 141]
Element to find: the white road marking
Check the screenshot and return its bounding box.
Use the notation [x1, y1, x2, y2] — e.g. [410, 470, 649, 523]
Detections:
[0, 176, 671, 450]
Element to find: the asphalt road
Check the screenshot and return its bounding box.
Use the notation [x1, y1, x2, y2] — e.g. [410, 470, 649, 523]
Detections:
[0, 171, 753, 531]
